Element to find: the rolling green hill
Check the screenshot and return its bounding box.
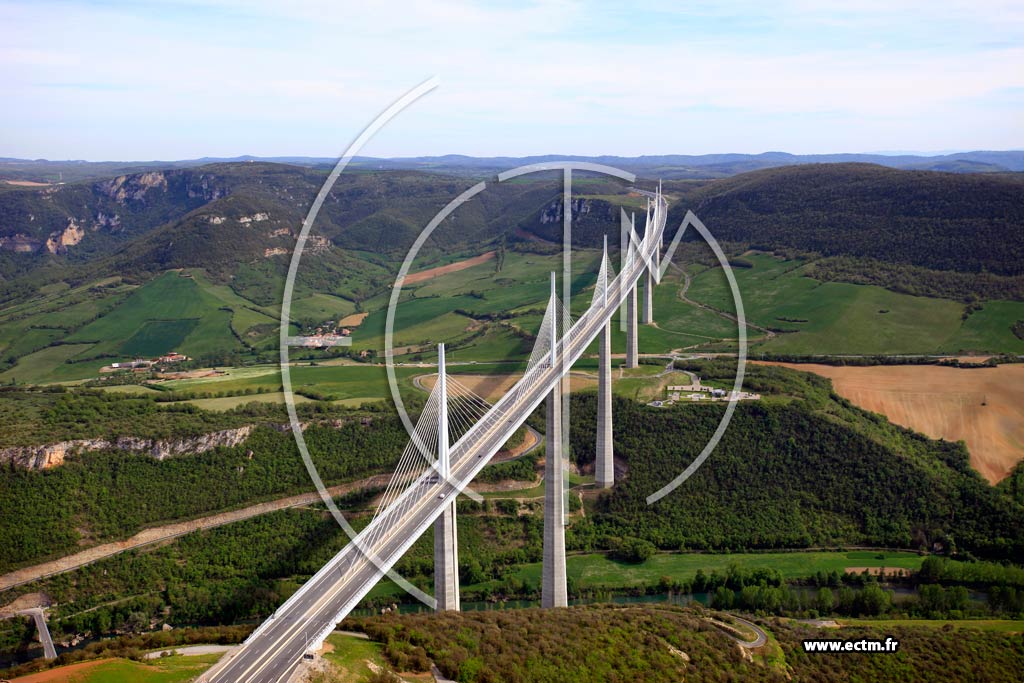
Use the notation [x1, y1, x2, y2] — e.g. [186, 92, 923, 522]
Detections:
[685, 252, 1024, 355]
[2, 161, 1024, 385]
[677, 163, 1024, 276]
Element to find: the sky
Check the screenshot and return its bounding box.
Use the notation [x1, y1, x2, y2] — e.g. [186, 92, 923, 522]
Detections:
[1, 0, 1022, 160]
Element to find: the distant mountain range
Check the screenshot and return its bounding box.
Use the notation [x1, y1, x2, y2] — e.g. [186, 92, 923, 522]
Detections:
[1, 159, 1022, 316]
[2, 150, 1023, 183]
[0, 158, 1021, 377]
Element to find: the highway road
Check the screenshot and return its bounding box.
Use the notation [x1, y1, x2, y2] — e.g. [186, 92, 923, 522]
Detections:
[21, 608, 57, 660]
[204, 195, 668, 683]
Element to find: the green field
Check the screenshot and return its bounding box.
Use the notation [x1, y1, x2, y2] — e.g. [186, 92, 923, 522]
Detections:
[0, 343, 97, 384]
[321, 632, 389, 681]
[837, 618, 1024, 633]
[121, 319, 200, 356]
[6, 246, 1024, 388]
[66, 271, 241, 358]
[16, 653, 221, 683]
[364, 550, 928, 600]
[686, 252, 1024, 355]
[495, 550, 927, 592]
[159, 362, 424, 404]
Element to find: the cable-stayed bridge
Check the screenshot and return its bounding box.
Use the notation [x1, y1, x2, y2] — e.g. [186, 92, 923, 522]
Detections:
[204, 188, 669, 683]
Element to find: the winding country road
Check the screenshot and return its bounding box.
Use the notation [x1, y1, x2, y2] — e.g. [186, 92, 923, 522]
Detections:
[0, 476, 391, 593]
[711, 615, 768, 648]
[672, 262, 775, 342]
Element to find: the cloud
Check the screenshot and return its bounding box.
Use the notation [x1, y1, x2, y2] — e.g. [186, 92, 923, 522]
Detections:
[0, 0, 1020, 158]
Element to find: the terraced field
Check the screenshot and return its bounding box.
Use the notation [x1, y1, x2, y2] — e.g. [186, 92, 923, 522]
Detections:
[687, 252, 1024, 355]
[4, 247, 1023, 388]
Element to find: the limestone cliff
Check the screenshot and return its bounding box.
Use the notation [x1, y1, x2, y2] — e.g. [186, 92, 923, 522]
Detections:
[0, 426, 254, 470]
[45, 218, 85, 254]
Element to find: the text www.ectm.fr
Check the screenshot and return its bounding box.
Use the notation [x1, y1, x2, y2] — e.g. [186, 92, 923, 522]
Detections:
[802, 638, 900, 653]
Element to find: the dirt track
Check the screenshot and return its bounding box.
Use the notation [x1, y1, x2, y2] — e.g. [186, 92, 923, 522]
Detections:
[8, 658, 113, 682]
[404, 251, 495, 285]
[417, 372, 596, 402]
[759, 362, 1024, 483]
[0, 476, 390, 593]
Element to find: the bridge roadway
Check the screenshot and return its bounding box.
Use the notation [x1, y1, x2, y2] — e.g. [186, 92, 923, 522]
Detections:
[205, 197, 667, 683]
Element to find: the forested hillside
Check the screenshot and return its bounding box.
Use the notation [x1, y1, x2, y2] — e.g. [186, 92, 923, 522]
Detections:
[0, 392, 404, 571]
[347, 605, 1024, 683]
[569, 364, 1024, 559]
[0, 162, 567, 281]
[3, 363, 1024, 666]
[677, 163, 1024, 276]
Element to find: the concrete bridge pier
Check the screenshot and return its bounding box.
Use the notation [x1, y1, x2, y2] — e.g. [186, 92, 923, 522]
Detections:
[626, 284, 639, 368]
[642, 270, 653, 324]
[542, 380, 568, 608]
[596, 321, 614, 488]
[643, 232, 660, 325]
[433, 343, 459, 611]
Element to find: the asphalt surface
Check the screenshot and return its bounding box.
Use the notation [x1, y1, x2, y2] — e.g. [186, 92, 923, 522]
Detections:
[21, 608, 56, 660]
[720, 615, 768, 648]
[204, 199, 667, 683]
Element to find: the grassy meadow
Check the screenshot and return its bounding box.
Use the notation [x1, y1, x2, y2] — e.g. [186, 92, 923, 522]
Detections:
[2, 245, 1023, 391]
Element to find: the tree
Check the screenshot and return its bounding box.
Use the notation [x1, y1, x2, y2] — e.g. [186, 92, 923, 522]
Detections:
[816, 587, 834, 614]
[859, 583, 891, 616]
[712, 586, 734, 609]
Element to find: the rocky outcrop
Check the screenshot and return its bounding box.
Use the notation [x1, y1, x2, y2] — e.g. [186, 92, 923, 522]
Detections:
[185, 173, 226, 201]
[208, 212, 270, 227]
[45, 218, 85, 254]
[93, 211, 121, 231]
[0, 233, 42, 253]
[540, 197, 595, 224]
[0, 426, 254, 470]
[527, 197, 620, 246]
[306, 234, 331, 254]
[238, 212, 269, 224]
[98, 171, 169, 204]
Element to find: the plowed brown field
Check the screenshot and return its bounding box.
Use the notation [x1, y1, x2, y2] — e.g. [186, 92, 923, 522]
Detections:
[758, 362, 1024, 484]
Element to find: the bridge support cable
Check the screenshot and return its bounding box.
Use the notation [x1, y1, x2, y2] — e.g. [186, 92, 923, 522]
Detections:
[204, 191, 670, 683]
[369, 377, 505, 561]
[369, 386, 440, 521]
[641, 198, 661, 324]
[505, 275, 575, 409]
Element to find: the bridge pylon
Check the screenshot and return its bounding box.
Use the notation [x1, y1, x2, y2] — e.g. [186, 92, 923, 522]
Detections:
[642, 271, 653, 324]
[622, 211, 640, 369]
[433, 343, 460, 611]
[626, 283, 639, 368]
[542, 273, 568, 608]
[596, 236, 614, 488]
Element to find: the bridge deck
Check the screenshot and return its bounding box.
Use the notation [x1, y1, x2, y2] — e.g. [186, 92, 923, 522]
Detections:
[205, 197, 667, 683]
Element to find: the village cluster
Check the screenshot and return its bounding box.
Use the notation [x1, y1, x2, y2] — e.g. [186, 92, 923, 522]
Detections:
[650, 376, 761, 407]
